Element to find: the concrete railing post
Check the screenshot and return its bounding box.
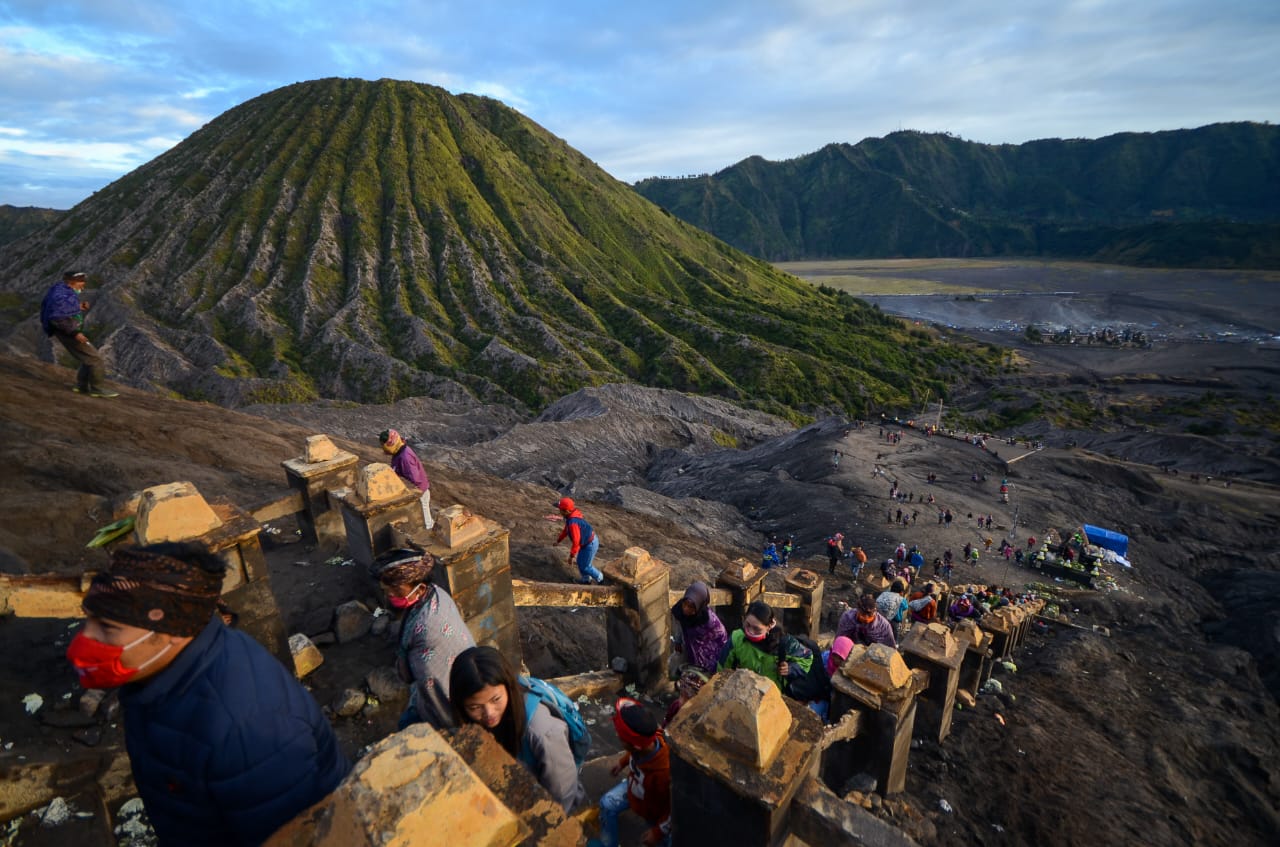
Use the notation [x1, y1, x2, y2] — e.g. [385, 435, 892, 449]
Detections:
[130, 481, 289, 665]
[952, 619, 994, 703]
[665, 669, 822, 846]
[899, 622, 966, 743]
[823, 643, 927, 796]
[715, 558, 767, 636]
[601, 548, 671, 692]
[333, 463, 426, 571]
[782, 569, 823, 641]
[281, 435, 358, 549]
[426, 506, 520, 659]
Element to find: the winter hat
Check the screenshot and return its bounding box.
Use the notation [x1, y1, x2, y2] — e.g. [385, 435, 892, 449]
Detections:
[82, 544, 224, 637]
[613, 696, 658, 748]
[826, 635, 854, 676]
[372, 547, 435, 586]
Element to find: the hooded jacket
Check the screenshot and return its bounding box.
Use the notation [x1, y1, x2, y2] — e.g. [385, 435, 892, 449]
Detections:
[119, 617, 350, 846]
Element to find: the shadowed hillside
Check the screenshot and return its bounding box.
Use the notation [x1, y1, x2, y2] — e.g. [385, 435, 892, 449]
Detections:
[0, 78, 997, 417]
[634, 123, 1280, 267]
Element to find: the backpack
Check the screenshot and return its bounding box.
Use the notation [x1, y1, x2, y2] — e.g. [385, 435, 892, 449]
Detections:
[784, 635, 830, 703]
[517, 675, 591, 768]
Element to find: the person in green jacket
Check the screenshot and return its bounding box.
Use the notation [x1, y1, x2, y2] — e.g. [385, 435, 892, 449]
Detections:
[717, 600, 813, 693]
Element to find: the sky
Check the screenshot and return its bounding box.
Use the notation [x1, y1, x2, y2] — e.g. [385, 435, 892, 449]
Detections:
[1, 0, 1277, 209]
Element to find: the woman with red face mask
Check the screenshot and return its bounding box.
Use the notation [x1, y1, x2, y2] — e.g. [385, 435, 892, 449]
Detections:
[373, 547, 475, 731]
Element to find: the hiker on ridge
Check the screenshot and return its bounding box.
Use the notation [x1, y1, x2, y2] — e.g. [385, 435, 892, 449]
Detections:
[40, 270, 118, 397]
[379, 428, 433, 530]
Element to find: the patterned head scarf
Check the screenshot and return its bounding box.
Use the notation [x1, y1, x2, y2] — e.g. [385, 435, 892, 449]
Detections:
[82, 544, 225, 636]
[372, 548, 435, 587]
[379, 429, 402, 449]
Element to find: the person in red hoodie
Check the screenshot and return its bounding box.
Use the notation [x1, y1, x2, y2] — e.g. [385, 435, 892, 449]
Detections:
[553, 497, 603, 584]
[590, 697, 671, 847]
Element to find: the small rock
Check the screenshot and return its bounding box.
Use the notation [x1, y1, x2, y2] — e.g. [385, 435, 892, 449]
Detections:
[22, 693, 43, 715]
[333, 601, 373, 643]
[332, 688, 366, 718]
[365, 666, 408, 704]
[360, 703, 380, 720]
[288, 633, 324, 679]
[312, 632, 337, 646]
[40, 709, 96, 729]
[868, 794, 883, 811]
[71, 727, 102, 747]
[40, 797, 71, 827]
[370, 614, 389, 637]
[79, 688, 108, 717]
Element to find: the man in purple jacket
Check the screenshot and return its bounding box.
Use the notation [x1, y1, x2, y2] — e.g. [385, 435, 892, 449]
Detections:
[380, 428, 434, 529]
[40, 270, 117, 397]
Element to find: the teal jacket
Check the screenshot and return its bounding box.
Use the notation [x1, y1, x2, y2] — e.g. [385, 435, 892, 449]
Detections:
[718, 629, 813, 691]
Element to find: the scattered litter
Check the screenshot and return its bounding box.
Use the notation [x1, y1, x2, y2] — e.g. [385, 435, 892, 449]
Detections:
[22, 693, 43, 715]
[995, 713, 1006, 726]
[372, 607, 388, 618]
[61, 691, 73, 700]
[1001, 660, 1018, 673]
[938, 799, 953, 814]
[993, 824, 1006, 833]
[576, 695, 590, 704]
[262, 525, 282, 535]
[981, 679, 1003, 695]
[624, 684, 639, 697]
[584, 718, 597, 726]
[324, 556, 354, 567]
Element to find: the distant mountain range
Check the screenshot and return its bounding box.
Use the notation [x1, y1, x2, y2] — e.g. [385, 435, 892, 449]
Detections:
[0, 205, 62, 246]
[0, 78, 995, 415]
[634, 123, 1280, 267]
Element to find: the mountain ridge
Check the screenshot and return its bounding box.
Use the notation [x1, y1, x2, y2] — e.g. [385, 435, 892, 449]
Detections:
[633, 123, 1280, 266]
[0, 77, 995, 416]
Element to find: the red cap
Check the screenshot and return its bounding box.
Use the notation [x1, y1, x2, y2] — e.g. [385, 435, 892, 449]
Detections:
[557, 497, 575, 512]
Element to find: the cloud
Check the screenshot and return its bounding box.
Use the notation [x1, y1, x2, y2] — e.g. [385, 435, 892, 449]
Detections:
[1, 0, 1278, 206]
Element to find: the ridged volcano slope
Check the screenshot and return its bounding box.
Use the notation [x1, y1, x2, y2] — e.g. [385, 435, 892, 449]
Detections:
[0, 78, 995, 415]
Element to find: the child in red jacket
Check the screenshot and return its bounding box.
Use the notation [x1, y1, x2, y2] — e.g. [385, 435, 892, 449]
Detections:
[590, 697, 671, 847]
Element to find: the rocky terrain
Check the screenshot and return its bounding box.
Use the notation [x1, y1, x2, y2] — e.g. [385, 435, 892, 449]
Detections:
[2, 335, 1279, 845]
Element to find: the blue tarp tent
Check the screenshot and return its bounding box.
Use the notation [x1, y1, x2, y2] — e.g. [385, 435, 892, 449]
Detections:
[1083, 524, 1128, 557]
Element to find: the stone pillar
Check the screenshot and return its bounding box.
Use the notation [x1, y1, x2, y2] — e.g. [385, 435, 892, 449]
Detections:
[665, 669, 823, 846]
[333, 463, 426, 571]
[981, 607, 1017, 661]
[601, 548, 671, 692]
[265, 724, 533, 846]
[715, 558, 767, 636]
[952, 619, 994, 704]
[427, 507, 520, 660]
[900, 622, 966, 743]
[782, 569, 823, 641]
[282, 435, 359, 549]
[823, 643, 928, 796]
[131, 482, 289, 665]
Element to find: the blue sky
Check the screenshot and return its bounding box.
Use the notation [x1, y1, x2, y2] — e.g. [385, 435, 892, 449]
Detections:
[2, 0, 1277, 209]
